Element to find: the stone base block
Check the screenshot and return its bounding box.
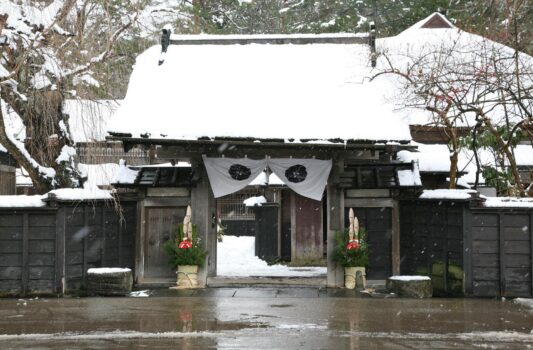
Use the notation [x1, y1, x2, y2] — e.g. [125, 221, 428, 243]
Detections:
[87, 268, 133, 296]
[386, 276, 432, 298]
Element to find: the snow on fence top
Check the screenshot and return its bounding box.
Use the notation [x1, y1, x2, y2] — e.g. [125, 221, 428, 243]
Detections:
[419, 190, 533, 208]
[0, 195, 46, 208]
[87, 268, 131, 274]
[389, 276, 431, 281]
[483, 197, 533, 208]
[0, 188, 113, 208]
[109, 36, 411, 143]
[419, 189, 479, 200]
[47, 187, 112, 201]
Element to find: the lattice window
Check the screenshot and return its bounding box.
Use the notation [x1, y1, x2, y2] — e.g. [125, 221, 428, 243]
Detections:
[76, 142, 149, 165]
[217, 189, 261, 221]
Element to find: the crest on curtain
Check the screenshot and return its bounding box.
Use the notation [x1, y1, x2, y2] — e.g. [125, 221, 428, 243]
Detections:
[202, 156, 267, 198]
[268, 158, 332, 201]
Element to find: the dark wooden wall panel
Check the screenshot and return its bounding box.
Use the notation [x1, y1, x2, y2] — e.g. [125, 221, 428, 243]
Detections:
[345, 207, 392, 279]
[0, 213, 23, 295]
[64, 206, 86, 291]
[468, 211, 532, 297]
[64, 203, 138, 291]
[0, 211, 57, 295]
[468, 212, 499, 297]
[399, 200, 465, 296]
[0, 201, 137, 296]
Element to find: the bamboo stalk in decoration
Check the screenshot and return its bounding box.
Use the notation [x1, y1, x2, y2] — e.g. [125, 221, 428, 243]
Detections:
[178, 205, 193, 249]
[347, 208, 360, 250]
[344, 208, 366, 289]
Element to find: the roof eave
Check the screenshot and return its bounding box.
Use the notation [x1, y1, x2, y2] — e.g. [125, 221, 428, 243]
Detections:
[107, 135, 416, 151]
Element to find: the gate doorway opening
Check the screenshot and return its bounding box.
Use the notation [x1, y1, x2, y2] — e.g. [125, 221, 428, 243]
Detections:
[213, 187, 327, 283]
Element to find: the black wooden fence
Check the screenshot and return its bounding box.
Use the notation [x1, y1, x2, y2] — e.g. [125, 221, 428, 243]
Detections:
[0, 200, 136, 296]
[466, 210, 532, 297]
[401, 199, 533, 297]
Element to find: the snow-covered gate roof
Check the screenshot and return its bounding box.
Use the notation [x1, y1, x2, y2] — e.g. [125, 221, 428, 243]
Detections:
[108, 33, 412, 144]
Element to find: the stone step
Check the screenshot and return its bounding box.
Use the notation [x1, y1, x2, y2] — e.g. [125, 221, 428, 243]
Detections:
[207, 276, 326, 288]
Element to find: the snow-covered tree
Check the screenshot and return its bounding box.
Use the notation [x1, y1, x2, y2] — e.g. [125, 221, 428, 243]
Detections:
[0, 1, 145, 193]
[148, 0, 368, 35]
[376, 15, 533, 196]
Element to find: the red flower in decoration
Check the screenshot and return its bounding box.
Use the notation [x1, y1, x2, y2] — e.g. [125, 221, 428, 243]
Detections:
[178, 239, 193, 249]
[346, 239, 360, 250]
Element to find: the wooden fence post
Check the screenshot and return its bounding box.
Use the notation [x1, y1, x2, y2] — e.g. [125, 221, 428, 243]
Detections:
[82, 206, 88, 287]
[392, 200, 400, 276]
[118, 212, 124, 266]
[498, 214, 505, 297]
[530, 213, 533, 296]
[101, 206, 106, 266]
[55, 207, 66, 295]
[462, 207, 473, 296]
[21, 213, 29, 296]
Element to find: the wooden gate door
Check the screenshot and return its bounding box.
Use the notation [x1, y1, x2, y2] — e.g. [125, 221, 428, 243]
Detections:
[254, 203, 280, 262]
[145, 207, 185, 279]
[345, 207, 392, 279]
[292, 193, 323, 263]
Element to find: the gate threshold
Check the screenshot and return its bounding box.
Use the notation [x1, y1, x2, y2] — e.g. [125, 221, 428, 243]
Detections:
[208, 276, 327, 288]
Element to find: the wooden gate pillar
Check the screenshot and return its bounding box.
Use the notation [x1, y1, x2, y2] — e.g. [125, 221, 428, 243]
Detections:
[191, 158, 217, 286]
[327, 158, 344, 287]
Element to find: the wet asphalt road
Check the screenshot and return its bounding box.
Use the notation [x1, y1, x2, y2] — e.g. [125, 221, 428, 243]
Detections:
[0, 287, 532, 349]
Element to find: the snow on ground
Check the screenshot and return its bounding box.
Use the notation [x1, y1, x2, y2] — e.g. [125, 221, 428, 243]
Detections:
[514, 298, 533, 310]
[129, 290, 150, 298]
[1, 329, 533, 344]
[217, 235, 326, 277]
